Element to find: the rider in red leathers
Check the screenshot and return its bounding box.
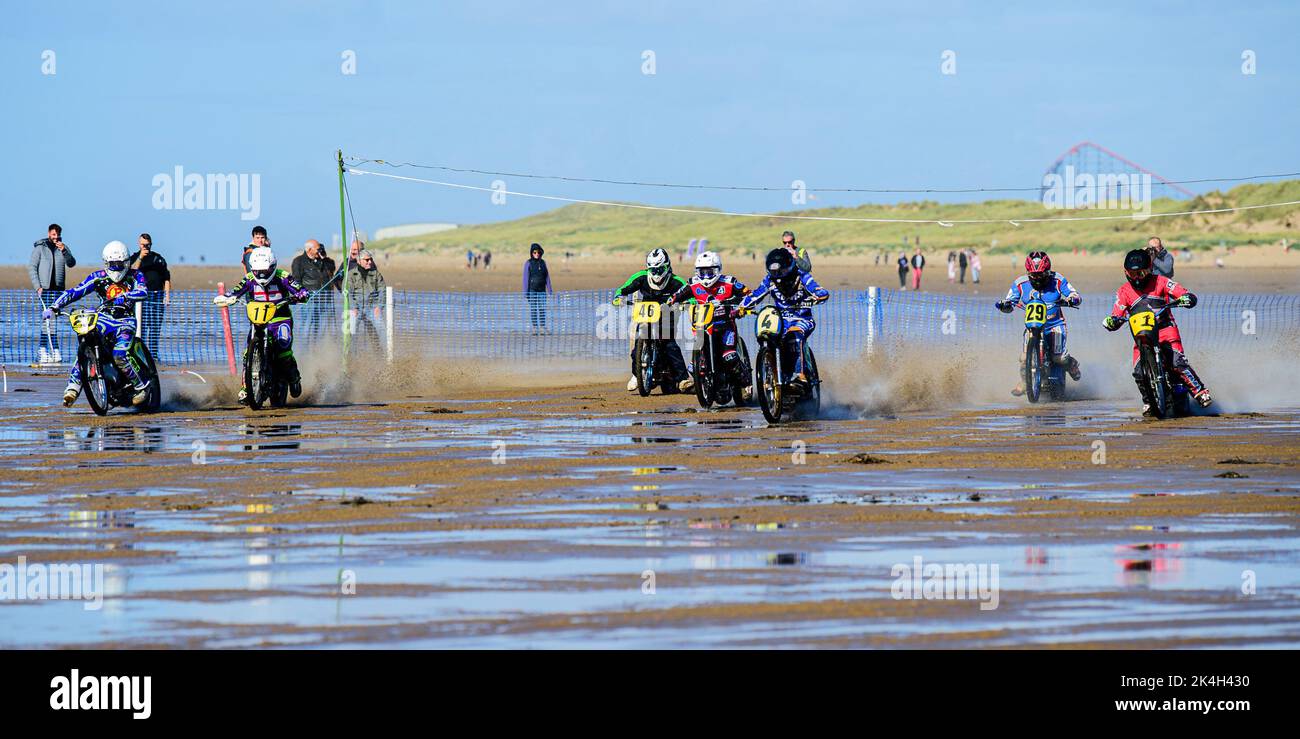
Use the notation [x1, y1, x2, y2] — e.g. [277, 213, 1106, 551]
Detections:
[1103, 249, 1213, 414]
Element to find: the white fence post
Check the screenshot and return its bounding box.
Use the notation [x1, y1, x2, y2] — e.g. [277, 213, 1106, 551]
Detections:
[134, 300, 143, 337]
[385, 286, 394, 365]
[866, 286, 878, 357]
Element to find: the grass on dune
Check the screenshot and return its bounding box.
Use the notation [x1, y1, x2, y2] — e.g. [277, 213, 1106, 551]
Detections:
[371, 180, 1300, 257]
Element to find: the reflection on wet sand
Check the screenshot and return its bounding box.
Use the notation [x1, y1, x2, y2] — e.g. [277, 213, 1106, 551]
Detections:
[0, 375, 1297, 648]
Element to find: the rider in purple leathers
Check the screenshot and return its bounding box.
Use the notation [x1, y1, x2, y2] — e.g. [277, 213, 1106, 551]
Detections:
[737, 248, 829, 385]
[213, 247, 309, 404]
[44, 241, 151, 407]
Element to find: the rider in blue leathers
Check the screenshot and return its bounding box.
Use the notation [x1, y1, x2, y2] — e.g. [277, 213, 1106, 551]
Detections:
[737, 247, 828, 385]
[995, 251, 1082, 396]
[44, 240, 151, 407]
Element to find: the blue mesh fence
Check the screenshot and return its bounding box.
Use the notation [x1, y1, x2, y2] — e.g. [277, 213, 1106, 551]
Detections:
[1, 287, 1294, 369]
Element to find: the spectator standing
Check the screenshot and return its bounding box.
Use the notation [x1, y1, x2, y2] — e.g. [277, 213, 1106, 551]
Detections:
[483, 249, 492, 270]
[946, 251, 957, 283]
[243, 225, 269, 271]
[897, 252, 910, 289]
[910, 249, 925, 290]
[291, 239, 339, 341]
[1147, 236, 1175, 278]
[970, 250, 982, 284]
[29, 223, 77, 363]
[466, 248, 474, 270]
[128, 233, 171, 361]
[958, 249, 968, 284]
[347, 249, 386, 355]
[523, 243, 553, 334]
[780, 230, 813, 273]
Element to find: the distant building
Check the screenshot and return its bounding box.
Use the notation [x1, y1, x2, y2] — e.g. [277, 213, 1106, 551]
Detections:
[373, 223, 458, 241]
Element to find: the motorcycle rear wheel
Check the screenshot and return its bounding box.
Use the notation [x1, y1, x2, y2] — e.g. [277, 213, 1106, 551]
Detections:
[795, 345, 821, 419]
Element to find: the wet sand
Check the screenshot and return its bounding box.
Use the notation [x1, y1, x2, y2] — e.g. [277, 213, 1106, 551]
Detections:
[1, 369, 1297, 648]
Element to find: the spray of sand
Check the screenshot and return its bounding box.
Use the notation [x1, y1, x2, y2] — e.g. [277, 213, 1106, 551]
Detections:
[162, 340, 623, 410]
[821, 329, 1300, 417]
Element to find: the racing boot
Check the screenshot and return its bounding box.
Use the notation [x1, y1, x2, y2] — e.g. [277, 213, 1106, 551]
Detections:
[131, 381, 150, 406]
[282, 353, 303, 398]
[238, 386, 250, 405]
[1193, 388, 1213, 408]
[627, 375, 638, 392]
[676, 376, 695, 393]
[1171, 356, 1212, 409]
[63, 381, 81, 407]
[1065, 355, 1082, 382]
[1134, 376, 1157, 417]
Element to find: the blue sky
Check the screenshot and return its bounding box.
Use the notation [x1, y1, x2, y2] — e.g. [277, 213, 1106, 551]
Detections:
[3, 0, 1297, 263]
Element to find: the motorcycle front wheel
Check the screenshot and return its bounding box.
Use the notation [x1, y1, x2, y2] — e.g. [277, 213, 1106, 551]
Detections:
[634, 339, 654, 397]
[1024, 332, 1043, 404]
[81, 345, 110, 417]
[693, 348, 713, 408]
[245, 337, 269, 410]
[756, 346, 784, 424]
[1140, 343, 1169, 418]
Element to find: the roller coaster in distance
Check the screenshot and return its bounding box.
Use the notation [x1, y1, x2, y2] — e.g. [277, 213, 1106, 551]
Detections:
[1043, 141, 1195, 201]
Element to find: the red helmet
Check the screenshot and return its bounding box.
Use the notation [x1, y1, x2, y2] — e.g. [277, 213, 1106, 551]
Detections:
[1025, 251, 1051, 276]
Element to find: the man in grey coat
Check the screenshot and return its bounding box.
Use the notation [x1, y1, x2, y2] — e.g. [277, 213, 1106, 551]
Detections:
[29, 223, 77, 363]
[347, 249, 386, 355]
[1147, 236, 1175, 278]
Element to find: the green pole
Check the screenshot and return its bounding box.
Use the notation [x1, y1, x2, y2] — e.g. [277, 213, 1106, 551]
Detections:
[337, 149, 352, 365]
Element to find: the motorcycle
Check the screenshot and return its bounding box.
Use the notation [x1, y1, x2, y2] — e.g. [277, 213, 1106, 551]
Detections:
[688, 301, 752, 408]
[628, 300, 682, 397]
[743, 303, 821, 424]
[1126, 296, 1191, 419]
[60, 306, 161, 416]
[1012, 295, 1076, 403]
[241, 299, 291, 410]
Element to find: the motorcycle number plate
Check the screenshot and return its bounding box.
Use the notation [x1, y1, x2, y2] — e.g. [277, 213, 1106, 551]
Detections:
[756, 307, 782, 338]
[69, 312, 98, 335]
[1129, 311, 1155, 335]
[690, 303, 715, 328]
[1024, 301, 1047, 325]
[246, 301, 277, 325]
[631, 302, 661, 324]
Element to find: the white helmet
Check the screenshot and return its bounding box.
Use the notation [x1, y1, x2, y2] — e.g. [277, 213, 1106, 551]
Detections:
[645, 248, 672, 290]
[248, 247, 277, 286]
[694, 251, 722, 288]
[102, 241, 130, 283]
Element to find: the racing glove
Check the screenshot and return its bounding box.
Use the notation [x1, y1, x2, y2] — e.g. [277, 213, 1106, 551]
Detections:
[1176, 294, 1195, 308]
[1102, 315, 1122, 331]
[213, 295, 238, 307]
[995, 300, 1013, 314]
[41, 308, 54, 321]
